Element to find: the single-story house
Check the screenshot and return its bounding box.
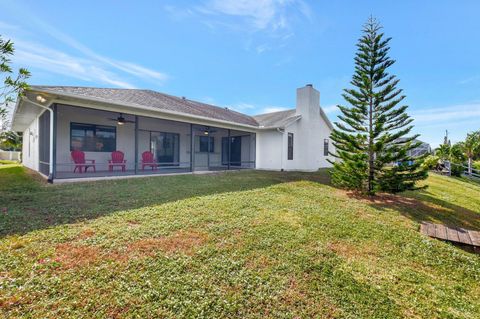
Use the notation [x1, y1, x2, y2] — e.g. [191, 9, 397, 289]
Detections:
[395, 138, 431, 158]
[11, 84, 334, 182]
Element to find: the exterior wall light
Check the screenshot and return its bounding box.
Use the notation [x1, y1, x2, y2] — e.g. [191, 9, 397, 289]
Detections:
[36, 95, 47, 103]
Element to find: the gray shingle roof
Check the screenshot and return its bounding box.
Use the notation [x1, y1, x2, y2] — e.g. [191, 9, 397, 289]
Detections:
[30, 86, 259, 127]
[253, 109, 298, 128]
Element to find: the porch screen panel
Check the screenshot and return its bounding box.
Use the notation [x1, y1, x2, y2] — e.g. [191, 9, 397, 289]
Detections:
[38, 110, 50, 176]
[150, 132, 180, 166]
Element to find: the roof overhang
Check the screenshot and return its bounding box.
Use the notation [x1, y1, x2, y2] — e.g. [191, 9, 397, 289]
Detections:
[320, 107, 334, 130]
[257, 114, 302, 130]
[10, 91, 55, 132]
[12, 88, 261, 133]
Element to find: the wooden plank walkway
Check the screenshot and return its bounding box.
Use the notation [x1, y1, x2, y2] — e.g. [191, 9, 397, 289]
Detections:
[420, 222, 480, 248]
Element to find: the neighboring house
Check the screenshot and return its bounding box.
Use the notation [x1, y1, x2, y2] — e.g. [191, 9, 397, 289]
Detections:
[11, 84, 334, 182]
[395, 138, 431, 158]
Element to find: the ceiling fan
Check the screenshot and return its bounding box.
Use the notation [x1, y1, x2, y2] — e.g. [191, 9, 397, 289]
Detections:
[107, 113, 135, 125]
[196, 126, 217, 135]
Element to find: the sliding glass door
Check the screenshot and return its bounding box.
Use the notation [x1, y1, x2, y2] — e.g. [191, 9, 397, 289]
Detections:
[222, 136, 242, 166]
[151, 132, 179, 166]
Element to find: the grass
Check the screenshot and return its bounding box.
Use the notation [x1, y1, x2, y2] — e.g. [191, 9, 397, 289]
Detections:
[0, 160, 18, 165]
[0, 165, 479, 318]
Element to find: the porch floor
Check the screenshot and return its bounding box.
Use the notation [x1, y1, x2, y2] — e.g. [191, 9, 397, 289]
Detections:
[56, 168, 191, 179]
[54, 166, 251, 182]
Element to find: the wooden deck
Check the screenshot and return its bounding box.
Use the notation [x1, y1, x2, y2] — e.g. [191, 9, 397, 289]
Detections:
[420, 222, 480, 251]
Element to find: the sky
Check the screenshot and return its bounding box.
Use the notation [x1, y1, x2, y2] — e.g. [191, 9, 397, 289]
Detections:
[1, 0, 479, 147]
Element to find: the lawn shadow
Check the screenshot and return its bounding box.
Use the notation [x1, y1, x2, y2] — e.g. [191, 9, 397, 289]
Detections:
[0, 166, 331, 238]
[347, 190, 480, 231]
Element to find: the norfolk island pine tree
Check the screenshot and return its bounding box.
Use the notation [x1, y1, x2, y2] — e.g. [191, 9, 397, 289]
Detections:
[329, 17, 428, 195]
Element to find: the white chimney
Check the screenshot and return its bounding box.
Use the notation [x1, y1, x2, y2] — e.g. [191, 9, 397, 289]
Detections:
[296, 84, 320, 119]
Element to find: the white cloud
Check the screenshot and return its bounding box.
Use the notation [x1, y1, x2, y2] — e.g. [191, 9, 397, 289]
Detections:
[256, 43, 270, 54]
[410, 103, 480, 125]
[322, 104, 338, 114]
[229, 103, 256, 112]
[261, 106, 288, 113]
[27, 17, 168, 85]
[202, 0, 310, 31]
[113, 61, 168, 82]
[0, 20, 19, 30]
[11, 39, 137, 88]
[164, 5, 195, 20]
[163, 1, 311, 55]
[459, 75, 480, 85]
[0, 9, 168, 88]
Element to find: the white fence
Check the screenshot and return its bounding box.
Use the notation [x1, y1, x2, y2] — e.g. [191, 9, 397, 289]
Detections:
[0, 150, 21, 161]
[445, 161, 480, 179]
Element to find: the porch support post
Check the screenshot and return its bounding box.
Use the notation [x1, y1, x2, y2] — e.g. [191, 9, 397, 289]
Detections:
[227, 129, 231, 170]
[52, 104, 57, 179]
[207, 127, 210, 170]
[253, 133, 256, 169]
[134, 115, 138, 175]
[190, 124, 193, 172]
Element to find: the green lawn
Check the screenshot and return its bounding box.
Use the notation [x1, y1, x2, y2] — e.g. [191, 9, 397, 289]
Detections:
[0, 165, 479, 318]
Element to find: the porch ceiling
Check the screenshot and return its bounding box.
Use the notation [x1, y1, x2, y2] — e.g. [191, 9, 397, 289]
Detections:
[11, 97, 45, 132]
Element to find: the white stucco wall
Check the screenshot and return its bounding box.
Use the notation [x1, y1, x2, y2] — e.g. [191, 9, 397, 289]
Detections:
[255, 130, 283, 170]
[21, 113, 40, 172]
[255, 85, 335, 171]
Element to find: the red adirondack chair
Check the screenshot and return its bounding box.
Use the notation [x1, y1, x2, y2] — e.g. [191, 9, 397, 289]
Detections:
[141, 151, 159, 170]
[71, 150, 96, 173]
[108, 151, 126, 172]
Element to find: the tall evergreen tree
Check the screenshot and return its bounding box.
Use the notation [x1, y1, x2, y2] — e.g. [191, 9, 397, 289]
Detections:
[330, 17, 427, 194]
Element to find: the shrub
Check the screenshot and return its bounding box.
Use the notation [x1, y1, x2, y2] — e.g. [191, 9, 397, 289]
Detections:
[450, 162, 465, 177]
[473, 160, 480, 171]
[422, 155, 440, 170]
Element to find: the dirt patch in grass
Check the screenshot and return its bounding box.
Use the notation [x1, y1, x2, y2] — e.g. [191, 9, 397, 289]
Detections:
[245, 254, 277, 270]
[215, 228, 245, 250]
[327, 241, 379, 260]
[45, 230, 208, 270]
[77, 228, 95, 239]
[0, 293, 34, 312]
[127, 230, 208, 257]
[53, 243, 102, 269]
[278, 276, 340, 318]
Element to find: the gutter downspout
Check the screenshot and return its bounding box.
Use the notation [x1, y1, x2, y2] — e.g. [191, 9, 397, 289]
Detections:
[277, 128, 285, 171]
[22, 96, 54, 183]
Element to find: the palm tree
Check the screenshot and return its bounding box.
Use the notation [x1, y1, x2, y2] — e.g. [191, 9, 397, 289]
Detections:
[436, 144, 451, 160]
[463, 131, 480, 175]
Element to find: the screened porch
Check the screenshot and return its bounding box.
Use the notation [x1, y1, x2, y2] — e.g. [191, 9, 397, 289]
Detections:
[51, 104, 256, 180]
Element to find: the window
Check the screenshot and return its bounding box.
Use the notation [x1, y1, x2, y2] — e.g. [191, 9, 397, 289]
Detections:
[287, 133, 294, 160]
[70, 122, 116, 152]
[199, 136, 214, 153]
[324, 139, 329, 156]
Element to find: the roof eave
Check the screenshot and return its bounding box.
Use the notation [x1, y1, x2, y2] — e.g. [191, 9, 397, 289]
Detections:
[320, 107, 334, 130]
[257, 114, 302, 130]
